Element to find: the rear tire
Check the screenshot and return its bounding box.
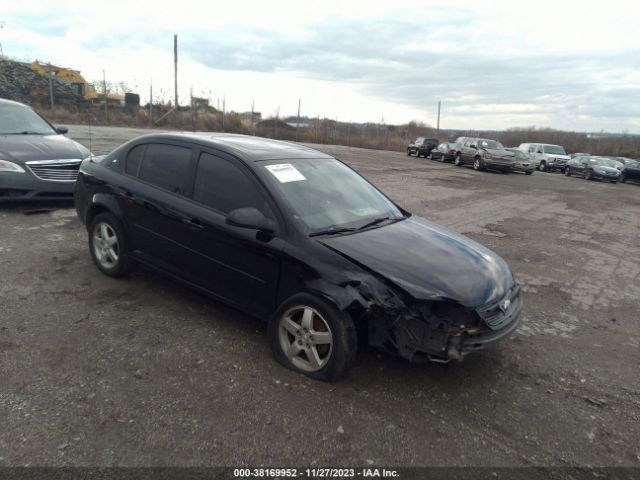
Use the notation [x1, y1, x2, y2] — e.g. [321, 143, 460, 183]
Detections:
[565, 168, 571, 176]
[585, 170, 592, 180]
[473, 157, 482, 171]
[88, 212, 133, 277]
[406, 148, 411, 156]
[539, 162, 546, 172]
[525, 171, 533, 175]
[454, 155, 462, 166]
[620, 174, 626, 183]
[268, 293, 357, 382]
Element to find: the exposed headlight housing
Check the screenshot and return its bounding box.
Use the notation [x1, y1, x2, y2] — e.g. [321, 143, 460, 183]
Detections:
[483, 152, 493, 159]
[0, 159, 26, 173]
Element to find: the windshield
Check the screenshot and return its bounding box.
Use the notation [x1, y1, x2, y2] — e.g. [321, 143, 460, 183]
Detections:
[477, 139, 504, 150]
[263, 158, 403, 233]
[543, 145, 566, 155]
[0, 104, 58, 135]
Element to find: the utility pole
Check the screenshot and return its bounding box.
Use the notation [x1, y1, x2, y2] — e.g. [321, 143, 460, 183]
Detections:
[251, 100, 255, 136]
[190, 85, 195, 131]
[149, 78, 153, 125]
[47, 63, 54, 109]
[174, 34, 178, 108]
[0, 21, 6, 58]
[102, 69, 107, 121]
[296, 99, 301, 141]
[436, 100, 441, 138]
[222, 95, 226, 132]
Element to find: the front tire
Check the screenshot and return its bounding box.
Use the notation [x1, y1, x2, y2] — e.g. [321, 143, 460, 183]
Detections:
[565, 168, 571, 176]
[454, 155, 462, 166]
[88, 212, 133, 277]
[268, 293, 357, 382]
[539, 162, 546, 172]
[473, 157, 482, 171]
[584, 170, 592, 180]
[620, 174, 626, 183]
[406, 148, 411, 156]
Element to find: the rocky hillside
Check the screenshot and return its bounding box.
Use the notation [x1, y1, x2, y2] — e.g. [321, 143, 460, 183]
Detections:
[0, 59, 84, 107]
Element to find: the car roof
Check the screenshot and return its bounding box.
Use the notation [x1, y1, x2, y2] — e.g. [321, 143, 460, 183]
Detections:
[130, 132, 334, 162]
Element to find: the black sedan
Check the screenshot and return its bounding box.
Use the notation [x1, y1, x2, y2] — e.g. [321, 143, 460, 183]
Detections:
[75, 133, 522, 381]
[564, 156, 623, 183]
[407, 137, 439, 157]
[428, 142, 458, 162]
[0, 98, 90, 201]
[619, 159, 640, 184]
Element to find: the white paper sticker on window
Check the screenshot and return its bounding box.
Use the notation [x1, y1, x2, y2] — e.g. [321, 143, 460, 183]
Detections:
[265, 163, 306, 183]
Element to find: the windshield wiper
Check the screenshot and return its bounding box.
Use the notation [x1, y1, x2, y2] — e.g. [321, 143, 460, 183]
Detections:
[309, 226, 357, 237]
[356, 216, 396, 231]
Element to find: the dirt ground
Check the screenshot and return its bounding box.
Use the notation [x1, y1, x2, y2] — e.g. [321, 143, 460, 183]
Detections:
[1, 126, 639, 468]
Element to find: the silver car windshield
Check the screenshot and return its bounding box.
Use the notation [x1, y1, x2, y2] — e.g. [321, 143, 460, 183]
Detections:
[263, 158, 403, 233]
[543, 145, 566, 155]
[0, 104, 58, 135]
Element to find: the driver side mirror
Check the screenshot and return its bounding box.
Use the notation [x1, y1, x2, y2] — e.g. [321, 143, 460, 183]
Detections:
[226, 207, 276, 234]
[57, 126, 69, 134]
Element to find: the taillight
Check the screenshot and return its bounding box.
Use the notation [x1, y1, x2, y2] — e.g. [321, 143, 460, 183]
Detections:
[448, 148, 456, 153]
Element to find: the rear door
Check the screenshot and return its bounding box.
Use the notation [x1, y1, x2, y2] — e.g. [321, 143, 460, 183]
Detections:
[118, 142, 197, 275]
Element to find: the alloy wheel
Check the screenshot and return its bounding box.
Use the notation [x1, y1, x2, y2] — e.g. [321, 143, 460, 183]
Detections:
[278, 306, 333, 372]
[92, 222, 119, 269]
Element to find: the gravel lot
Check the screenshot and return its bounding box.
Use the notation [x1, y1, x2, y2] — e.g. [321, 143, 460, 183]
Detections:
[1, 126, 639, 468]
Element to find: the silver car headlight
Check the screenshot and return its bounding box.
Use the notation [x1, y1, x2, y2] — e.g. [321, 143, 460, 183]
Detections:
[0, 159, 26, 173]
[483, 153, 493, 159]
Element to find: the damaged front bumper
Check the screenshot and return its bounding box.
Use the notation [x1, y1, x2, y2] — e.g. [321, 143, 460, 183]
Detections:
[367, 285, 523, 363]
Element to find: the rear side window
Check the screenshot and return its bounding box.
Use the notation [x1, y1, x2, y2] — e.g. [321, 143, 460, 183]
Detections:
[125, 145, 146, 176]
[138, 144, 192, 194]
[193, 152, 272, 216]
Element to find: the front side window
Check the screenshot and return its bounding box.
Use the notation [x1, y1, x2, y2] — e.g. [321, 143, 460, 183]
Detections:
[193, 153, 271, 216]
[138, 144, 192, 194]
[263, 158, 403, 233]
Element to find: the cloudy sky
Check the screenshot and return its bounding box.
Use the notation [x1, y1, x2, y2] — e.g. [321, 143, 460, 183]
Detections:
[1, 0, 639, 132]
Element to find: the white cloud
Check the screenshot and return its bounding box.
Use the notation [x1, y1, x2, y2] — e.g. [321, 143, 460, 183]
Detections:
[1, 0, 639, 132]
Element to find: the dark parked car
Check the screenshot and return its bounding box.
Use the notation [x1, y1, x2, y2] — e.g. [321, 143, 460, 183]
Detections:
[505, 148, 534, 175]
[619, 159, 640, 183]
[564, 156, 622, 183]
[428, 142, 458, 162]
[407, 137, 439, 157]
[454, 137, 516, 173]
[75, 133, 522, 381]
[0, 98, 90, 201]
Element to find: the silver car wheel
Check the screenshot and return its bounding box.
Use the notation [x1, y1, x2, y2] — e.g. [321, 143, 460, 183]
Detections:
[278, 305, 333, 372]
[93, 222, 119, 268]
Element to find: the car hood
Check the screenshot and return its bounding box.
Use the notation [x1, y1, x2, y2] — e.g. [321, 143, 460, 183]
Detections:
[317, 216, 514, 308]
[550, 154, 570, 160]
[0, 134, 88, 164]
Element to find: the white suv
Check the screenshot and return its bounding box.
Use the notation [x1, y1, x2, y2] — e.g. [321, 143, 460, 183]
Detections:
[517, 143, 570, 172]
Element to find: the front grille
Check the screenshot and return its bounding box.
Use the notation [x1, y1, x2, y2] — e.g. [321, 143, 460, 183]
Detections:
[476, 285, 521, 330]
[26, 160, 81, 182]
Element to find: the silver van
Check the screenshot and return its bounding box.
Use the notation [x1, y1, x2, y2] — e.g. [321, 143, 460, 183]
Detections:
[517, 143, 570, 172]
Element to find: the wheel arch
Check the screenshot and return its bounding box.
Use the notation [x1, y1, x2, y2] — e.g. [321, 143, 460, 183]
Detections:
[85, 194, 125, 229]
